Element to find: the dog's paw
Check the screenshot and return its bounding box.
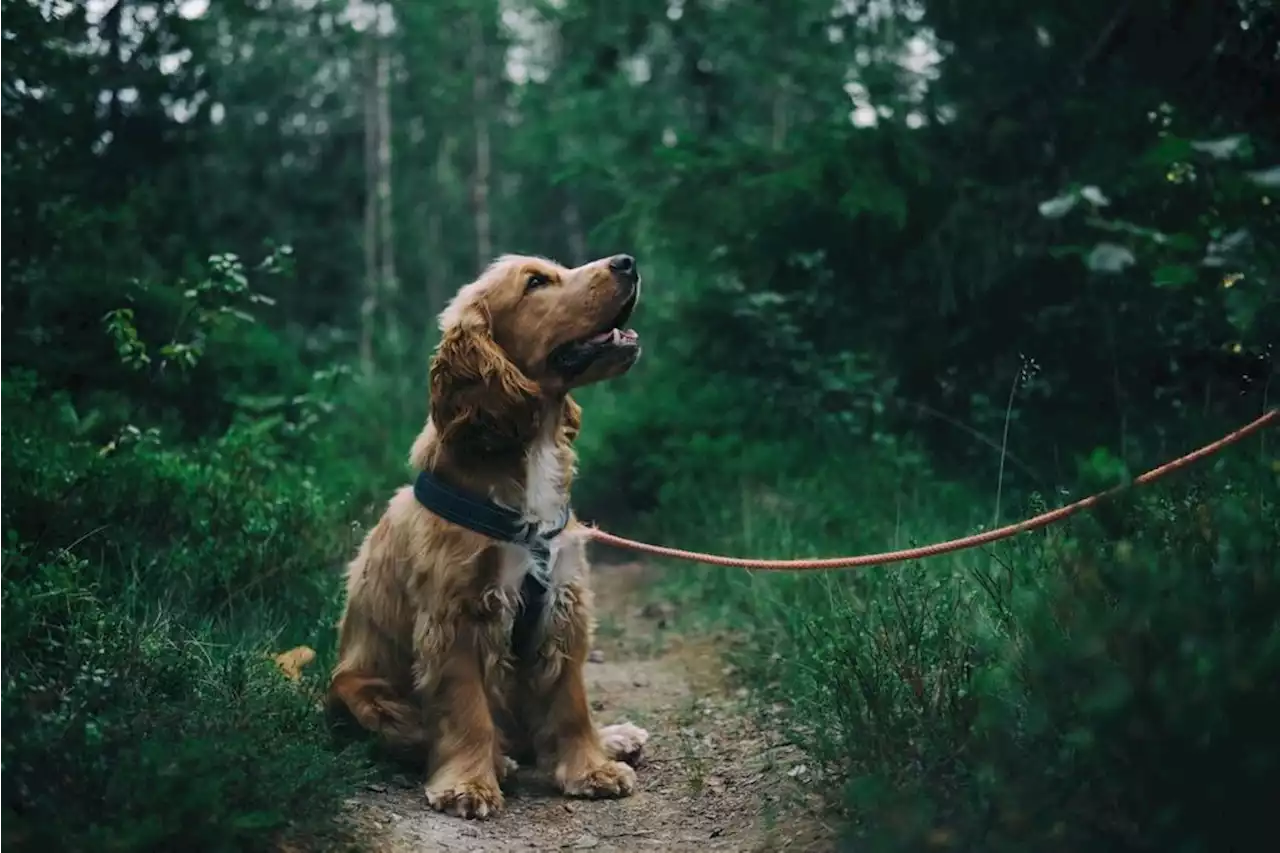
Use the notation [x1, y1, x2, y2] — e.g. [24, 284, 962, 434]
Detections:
[424, 776, 504, 819]
[495, 754, 519, 781]
[599, 722, 649, 766]
[558, 759, 638, 799]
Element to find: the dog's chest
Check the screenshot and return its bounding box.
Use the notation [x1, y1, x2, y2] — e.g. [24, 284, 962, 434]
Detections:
[522, 437, 566, 524]
[495, 435, 575, 592]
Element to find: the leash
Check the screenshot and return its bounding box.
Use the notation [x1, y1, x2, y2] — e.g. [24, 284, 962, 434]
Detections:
[585, 409, 1276, 572]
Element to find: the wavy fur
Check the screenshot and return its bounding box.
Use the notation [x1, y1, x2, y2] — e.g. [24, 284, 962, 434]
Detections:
[329, 254, 648, 819]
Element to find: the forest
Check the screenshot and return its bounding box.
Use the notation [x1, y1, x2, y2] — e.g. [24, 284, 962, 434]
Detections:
[2, 0, 1277, 850]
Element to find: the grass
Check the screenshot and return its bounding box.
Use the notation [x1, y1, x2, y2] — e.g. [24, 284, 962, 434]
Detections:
[0, 366, 419, 852]
[592, 427, 1279, 852]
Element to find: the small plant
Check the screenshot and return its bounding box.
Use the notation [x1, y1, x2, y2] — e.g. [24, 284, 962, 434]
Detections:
[103, 307, 153, 370]
[101, 248, 289, 377]
[2, 246, 405, 852]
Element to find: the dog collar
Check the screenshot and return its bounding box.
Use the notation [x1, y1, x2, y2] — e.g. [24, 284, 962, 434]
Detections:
[412, 469, 571, 589]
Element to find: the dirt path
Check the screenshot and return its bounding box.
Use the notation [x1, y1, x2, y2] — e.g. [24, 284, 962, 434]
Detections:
[347, 561, 833, 852]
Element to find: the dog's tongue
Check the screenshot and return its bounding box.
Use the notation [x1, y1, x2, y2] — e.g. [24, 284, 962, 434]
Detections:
[588, 328, 639, 344]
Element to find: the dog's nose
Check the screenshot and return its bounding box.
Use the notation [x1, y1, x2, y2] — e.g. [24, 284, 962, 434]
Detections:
[609, 254, 637, 278]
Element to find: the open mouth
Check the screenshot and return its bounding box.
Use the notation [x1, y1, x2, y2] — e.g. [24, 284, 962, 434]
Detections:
[548, 289, 641, 375]
[580, 291, 639, 348]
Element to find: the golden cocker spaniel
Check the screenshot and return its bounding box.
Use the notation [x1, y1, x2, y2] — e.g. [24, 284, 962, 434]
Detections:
[328, 253, 648, 819]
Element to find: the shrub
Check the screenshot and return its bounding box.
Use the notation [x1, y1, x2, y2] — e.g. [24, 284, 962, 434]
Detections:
[612, 419, 1278, 852]
[0, 350, 415, 850]
[1, 549, 366, 852]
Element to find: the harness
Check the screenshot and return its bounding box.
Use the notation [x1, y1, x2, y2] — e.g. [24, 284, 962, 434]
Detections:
[412, 469, 570, 660]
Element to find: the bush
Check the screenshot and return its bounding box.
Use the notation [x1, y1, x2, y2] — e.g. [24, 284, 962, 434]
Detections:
[1, 552, 365, 852]
[0, 355, 419, 850]
[974, 471, 1280, 853]
[601, 408, 1279, 852]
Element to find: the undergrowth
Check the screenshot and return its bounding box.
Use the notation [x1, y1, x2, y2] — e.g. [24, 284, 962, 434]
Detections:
[582, 415, 1278, 852]
[1, 254, 422, 852]
[4, 244, 1275, 853]
[574, 257, 1280, 852]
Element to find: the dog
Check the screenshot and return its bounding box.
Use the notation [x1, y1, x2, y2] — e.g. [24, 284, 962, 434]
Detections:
[328, 253, 649, 819]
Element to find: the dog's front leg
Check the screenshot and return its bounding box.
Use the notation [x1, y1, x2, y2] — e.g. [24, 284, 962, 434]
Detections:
[525, 573, 642, 800]
[416, 612, 506, 819]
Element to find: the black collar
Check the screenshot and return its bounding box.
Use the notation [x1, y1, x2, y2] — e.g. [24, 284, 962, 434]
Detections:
[412, 469, 571, 589]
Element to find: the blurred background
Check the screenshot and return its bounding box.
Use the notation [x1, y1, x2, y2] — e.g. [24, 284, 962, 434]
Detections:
[2, 1, 1278, 851]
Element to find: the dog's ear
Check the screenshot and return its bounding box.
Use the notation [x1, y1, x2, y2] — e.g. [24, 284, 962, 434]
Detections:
[430, 309, 539, 453]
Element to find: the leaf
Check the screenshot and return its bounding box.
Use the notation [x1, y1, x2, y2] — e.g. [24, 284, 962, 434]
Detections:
[1163, 232, 1200, 252]
[1190, 135, 1248, 160]
[1079, 185, 1110, 207]
[1152, 264, 1196, 288]
[1245, 165, 1280, 188]
[1084, 216, 1170, 244]
[1085, 243, 1135, 274]
[1203, 228, 1251, 267]
[1223, 288, 1259, 335]
[1038, 192, 1077, 219]
[218, 307, 257, 323]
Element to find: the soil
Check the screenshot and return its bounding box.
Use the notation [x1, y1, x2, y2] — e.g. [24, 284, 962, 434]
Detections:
[345, 560, 834, 852]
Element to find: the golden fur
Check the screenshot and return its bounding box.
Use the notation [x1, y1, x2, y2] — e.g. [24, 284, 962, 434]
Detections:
[329, 254, 647, 819]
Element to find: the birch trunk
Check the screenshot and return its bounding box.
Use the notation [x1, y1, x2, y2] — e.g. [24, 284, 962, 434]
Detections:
[425, 135, 456, 321]
[359, 35, 378, 375]
[375, 28, 398, 354]
[469, 12, 492, 272]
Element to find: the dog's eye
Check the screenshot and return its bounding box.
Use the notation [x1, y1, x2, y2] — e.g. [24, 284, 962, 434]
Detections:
[525, 273, 550, 291]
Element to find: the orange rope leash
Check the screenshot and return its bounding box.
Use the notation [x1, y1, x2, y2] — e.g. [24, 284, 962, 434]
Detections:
[584, 409, 1276, 571]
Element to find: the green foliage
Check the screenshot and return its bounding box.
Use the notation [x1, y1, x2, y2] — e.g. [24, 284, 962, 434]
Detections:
[0, 247, 420, 850]
[0, 360, 398, 851]
[560, 13, 1280, 847]
[634, 443, 1278, 852]
[1043, 117, 1278, 360]
[4, 0, 1278, 849]
[2, 555, 364, 852]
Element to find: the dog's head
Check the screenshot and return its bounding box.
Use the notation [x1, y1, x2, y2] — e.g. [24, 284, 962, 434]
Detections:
[429, 254, 642, 450]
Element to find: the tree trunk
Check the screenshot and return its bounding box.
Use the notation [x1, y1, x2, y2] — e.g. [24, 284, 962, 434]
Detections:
[375, 26, 399, 355]
[359, 34, 378, 376]
[562, 195, 587, 266]
[469, 11, 493, 272]
[425, 134, 456, 322]
[103, 0, 125, 145]
[771, 77, 789, 151]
